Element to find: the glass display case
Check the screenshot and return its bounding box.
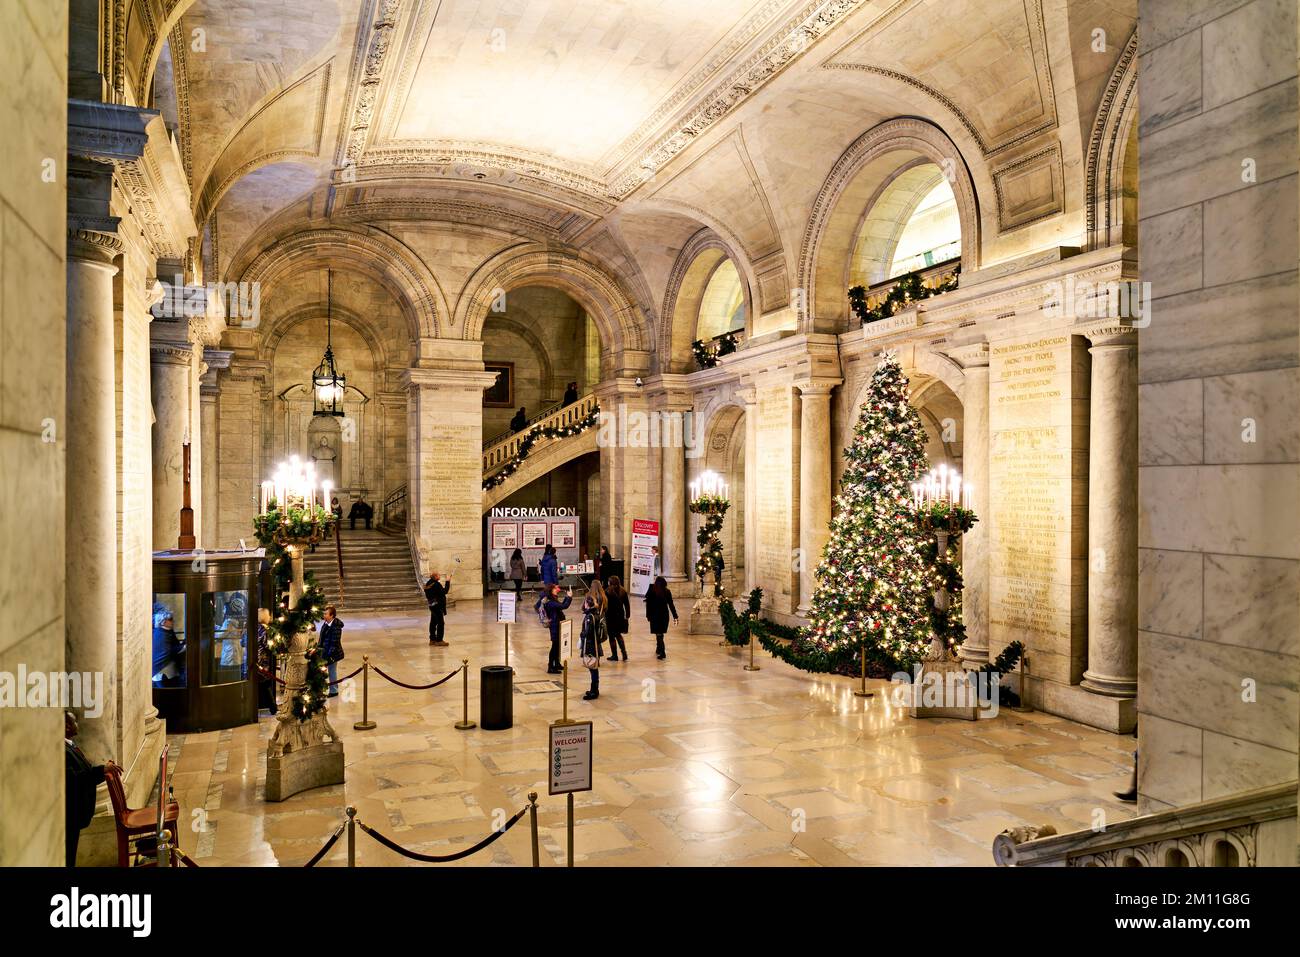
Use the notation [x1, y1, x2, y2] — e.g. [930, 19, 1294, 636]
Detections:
[152, 549, 269, 733]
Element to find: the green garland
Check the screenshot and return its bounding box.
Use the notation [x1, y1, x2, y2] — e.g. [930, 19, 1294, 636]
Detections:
[916, 501, 978, 654]
[483, 407, 601, 489]
[689, 494, 729, 595]
[691, 330, 739, 370]
[252, 501, 335, 720]
[848, 267, 959, 326]
[718, 587, 763, 646]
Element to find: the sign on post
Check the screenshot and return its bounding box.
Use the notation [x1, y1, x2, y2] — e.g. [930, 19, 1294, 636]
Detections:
[560, 618, 573, 661]
[496, 590, 516, 623]
[548, 720, 593, 795]
[630, 519, 660, 596]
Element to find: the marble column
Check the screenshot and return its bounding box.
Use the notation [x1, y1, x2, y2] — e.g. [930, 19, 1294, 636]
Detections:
[796, 381, 837, 615]
[199, 349, 231, 549]
[950, 343, 991, 667]
[661, 440, 688, 581]
[1080, 323, 1139, 698]
[65, 226, 123, 766]
[150, 334, 195, 550]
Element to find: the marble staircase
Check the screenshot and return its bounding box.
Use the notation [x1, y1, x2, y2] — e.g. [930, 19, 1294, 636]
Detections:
[302, 527, 428, 614]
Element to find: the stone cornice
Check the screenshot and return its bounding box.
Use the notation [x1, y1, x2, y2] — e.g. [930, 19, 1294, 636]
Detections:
[67, 224, 125, 265]
[69, 100, 197, 259]
[402, 367, 499, 391]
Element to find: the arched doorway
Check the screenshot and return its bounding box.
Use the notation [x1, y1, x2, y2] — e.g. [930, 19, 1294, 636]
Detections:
[693, 404, 747, 595]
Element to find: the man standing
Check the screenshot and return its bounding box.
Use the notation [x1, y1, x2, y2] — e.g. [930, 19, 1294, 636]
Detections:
[424, 572, 452, 646]
[562, 381, 579, 406]
[318, 606, 345, 697]
[64, 712, 105, 866]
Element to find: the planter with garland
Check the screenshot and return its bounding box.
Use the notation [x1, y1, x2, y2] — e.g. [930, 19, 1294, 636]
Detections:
[255, 480, 344, 802]
[686, 477, 730, 635]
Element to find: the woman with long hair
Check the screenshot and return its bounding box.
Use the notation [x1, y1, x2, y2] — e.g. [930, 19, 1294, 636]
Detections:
[604, 575, 631, 661]
[509, 547, 525, 594]
[580, 580, 608, 700]
[644, 576, 678, 660]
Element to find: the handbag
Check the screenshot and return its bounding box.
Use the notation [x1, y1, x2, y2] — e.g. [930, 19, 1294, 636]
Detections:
[580, 614, 601, 670]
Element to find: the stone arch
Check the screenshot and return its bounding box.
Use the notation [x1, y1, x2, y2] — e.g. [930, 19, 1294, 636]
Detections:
[480, 313, 559, 400]
[239, 227, 447, 341]
[850, 348, 967, 473]
[257, 302, 395, 372]
[798, 118, 983, 333]
[694, 399, 748, 589]
[1085, 29, 1139, 251]
[455, 244, 650, 366]
[660, 229, 755, 374]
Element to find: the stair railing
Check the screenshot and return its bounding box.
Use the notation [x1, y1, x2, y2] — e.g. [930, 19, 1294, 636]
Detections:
[382, 484, 407, 528]
[482, 391, 599, 478]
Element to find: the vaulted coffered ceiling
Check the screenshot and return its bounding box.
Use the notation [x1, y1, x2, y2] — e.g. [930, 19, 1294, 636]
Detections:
[147, 0, 1133, 295]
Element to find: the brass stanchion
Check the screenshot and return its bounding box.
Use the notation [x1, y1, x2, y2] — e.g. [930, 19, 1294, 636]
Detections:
[504, 622, 510, 667]
[455, 658, 476, 730]
[346, 806, 357, 867]
[562, 661, 569, 723]
[528, 791, 540, 868]
[354, 655, 377, 730]
[156, 828, 172, 868]
[743, 628, 760, 672]
[566, 792, 575, 868]
[853, 644, 874, 698]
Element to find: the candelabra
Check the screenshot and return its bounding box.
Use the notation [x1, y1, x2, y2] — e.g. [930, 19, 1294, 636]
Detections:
[688, 470, 730, 598]
[255, 456, 344, 801]
[911, 464, 977, 664]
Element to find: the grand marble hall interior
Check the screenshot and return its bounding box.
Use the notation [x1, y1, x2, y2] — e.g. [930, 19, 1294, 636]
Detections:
[0, 0, 1297, 870]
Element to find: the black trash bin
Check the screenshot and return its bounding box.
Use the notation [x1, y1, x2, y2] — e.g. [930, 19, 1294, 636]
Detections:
[479, 665, 514, 730]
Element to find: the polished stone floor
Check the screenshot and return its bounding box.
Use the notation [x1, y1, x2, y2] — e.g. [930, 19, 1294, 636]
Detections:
[166, 598, 1136, 866]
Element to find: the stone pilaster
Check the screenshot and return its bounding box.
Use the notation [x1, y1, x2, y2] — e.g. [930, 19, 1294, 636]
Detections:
[149, 329, 197, 550]
[646, 375, 692, 583]
[1080, 322, 1140, 700]
[404, 366, 498, 596]
[738, 387, 759, 595]
[948, 341, 991, 667]
[593, 378, 656, 560]
[795, 379, 840, 614]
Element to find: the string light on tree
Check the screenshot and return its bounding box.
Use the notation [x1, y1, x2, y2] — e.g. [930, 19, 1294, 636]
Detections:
[689, 470, 730, 597]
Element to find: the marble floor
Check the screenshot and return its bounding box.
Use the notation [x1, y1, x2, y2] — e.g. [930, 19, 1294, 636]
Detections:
[166, 599, 1137, 867]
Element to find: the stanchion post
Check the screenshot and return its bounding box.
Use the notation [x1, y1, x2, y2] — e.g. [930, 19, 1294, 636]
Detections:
[346, 806, 357, 867]
[853, 644, 874, 698]
[156, 828, 172, 868]
[528, 791, 540, 868]
[354, 655, 377, 730]
[562, 661, 569, 723]
[455, 658, 476, 730]
[1012, 654, 1032, 713]
[504, 622, 510, 667]
[743, 625, 760, 672]
[566, 792, 574, 868]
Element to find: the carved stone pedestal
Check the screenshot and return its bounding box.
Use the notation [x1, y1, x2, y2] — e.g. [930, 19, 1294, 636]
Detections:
[688, 595, 724, 635]
[266, 741, 346, 802]
[908, 639, 992, 721]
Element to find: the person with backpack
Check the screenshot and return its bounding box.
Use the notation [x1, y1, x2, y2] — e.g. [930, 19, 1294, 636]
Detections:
[536, 583, 572, 674]
[579, 580, 608, 700]
[644, 576, 678, 660]
[318, 605, 345, 696]
[604, 575, 631, 661]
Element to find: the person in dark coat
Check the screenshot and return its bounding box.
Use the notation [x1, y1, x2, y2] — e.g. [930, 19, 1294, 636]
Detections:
[348, 497, 374, 529]
[64, 712, 105, 866]
[152, 610, 185, 687]
[509, 547, 526, 594]
[597, 545, 613, 585]
[319, 606, 344, 696]
[510, 407, 528, 432]
[562, 381, 579, 406]
[644, 576, 678, 660]
[535, 583, 572, 674]
[579, 581, 607, 700]
[423, 572, 451, 645]
[539, 545, 559, 587]
[604, 575, 631, 661]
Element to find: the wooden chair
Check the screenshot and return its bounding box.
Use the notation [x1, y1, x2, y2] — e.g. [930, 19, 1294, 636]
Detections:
[103, 761, 181, 867]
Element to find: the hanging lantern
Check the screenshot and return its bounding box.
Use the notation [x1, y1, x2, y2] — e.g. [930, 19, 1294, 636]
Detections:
[313, 269, 347, 417]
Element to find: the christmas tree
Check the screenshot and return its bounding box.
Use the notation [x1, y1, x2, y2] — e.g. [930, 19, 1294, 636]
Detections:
[764, 351, 934, 675]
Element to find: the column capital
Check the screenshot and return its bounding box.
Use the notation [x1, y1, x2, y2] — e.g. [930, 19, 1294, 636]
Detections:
[67, 222, 124, 266]
[795, 378, 841, 397]
[402, 366, 498, 391]
[1077, 320, 1139, 349]
[946, 341, 990, 369]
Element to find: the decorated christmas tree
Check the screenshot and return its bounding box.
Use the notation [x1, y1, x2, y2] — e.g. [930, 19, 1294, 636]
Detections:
[763, 351, 934, 675]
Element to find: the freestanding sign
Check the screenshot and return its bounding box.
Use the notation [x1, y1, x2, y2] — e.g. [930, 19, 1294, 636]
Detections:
[630, 518, 660, 595]
[496, 590, 516, 623]
[548, 720, 593, 795]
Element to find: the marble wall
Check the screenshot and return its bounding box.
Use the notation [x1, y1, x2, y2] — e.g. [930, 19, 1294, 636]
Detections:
[1137, 0, 1300, 812]
[0, 0, 67, 866]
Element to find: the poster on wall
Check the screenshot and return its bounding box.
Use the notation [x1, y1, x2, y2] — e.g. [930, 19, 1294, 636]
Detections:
[630, 518, 660, 596]
[491, 522, 519, 550]
[551, 521, 577, 549]
[522, 521, 548, 548]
